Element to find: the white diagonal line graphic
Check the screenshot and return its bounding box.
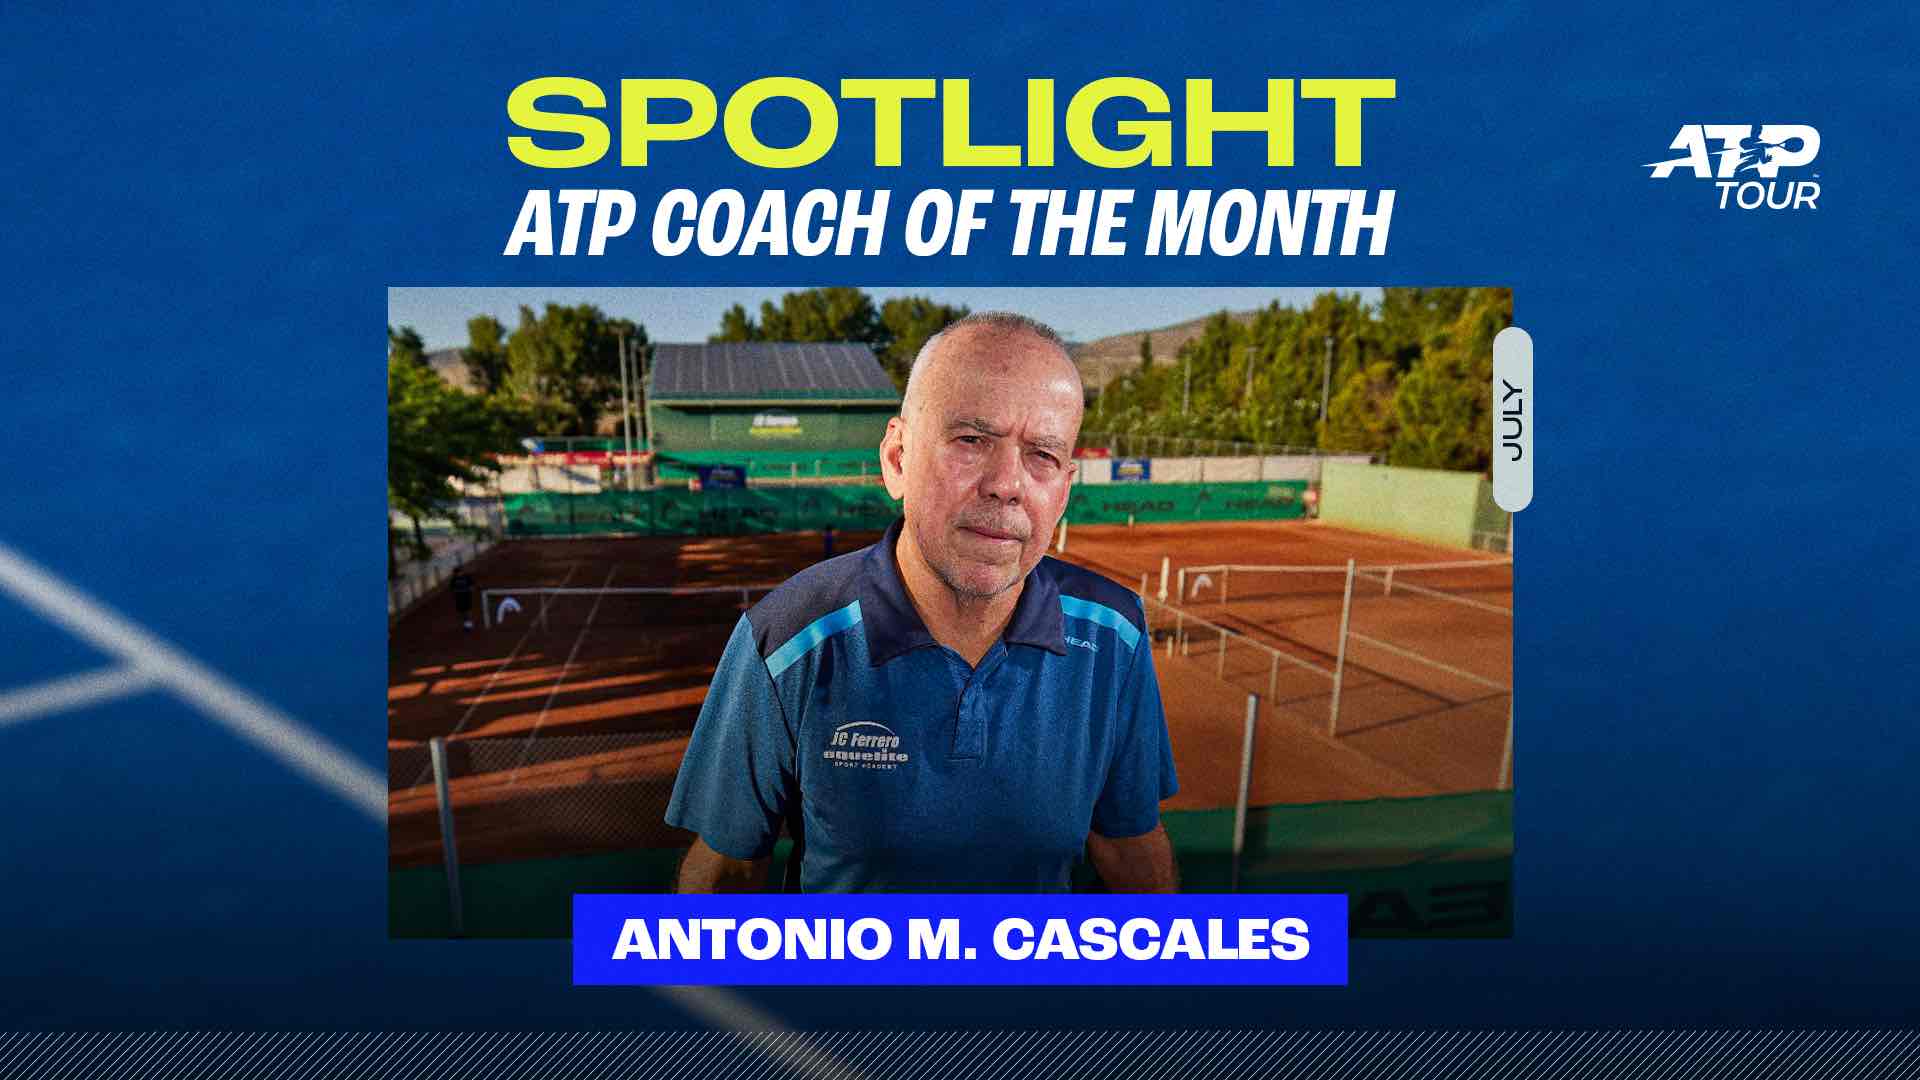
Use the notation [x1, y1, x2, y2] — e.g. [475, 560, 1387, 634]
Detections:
[0, 541, 385, 821]
[0, 665, 157, 728]
[0, 543, 821, 1063]
[655, 987, 866, 1080]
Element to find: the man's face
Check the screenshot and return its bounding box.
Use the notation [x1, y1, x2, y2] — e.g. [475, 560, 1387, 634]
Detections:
[882, 326, 1082, 600]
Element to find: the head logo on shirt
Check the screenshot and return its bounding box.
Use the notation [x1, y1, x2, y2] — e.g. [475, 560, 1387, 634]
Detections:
[824, 721, 910, 771]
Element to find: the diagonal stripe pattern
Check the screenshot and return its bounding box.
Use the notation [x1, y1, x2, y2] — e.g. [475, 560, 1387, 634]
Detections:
[0, 1030, 1916, 1080]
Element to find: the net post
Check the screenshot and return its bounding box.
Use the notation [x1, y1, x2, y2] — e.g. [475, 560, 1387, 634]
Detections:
[1217, 629, 1227, 677]
[1175, 611, 1185, 657]
[1498, 695, 1514, 790]
[429, 736, 466, 938]
[1230, 693, 1258, 892]
[1383, 566, 1395, 596]
[1222, 566, 1231, 606]
[1268, 652, 1278, 698]
[1057, 517, 1068, 554]
[1328, 557, 1356, 737]
[1158, 556, 1170, 602]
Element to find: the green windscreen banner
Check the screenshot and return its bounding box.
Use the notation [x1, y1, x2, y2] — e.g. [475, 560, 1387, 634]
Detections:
[503, 480, 1308, 537]
[1068, 481, 1307, 524]
[504, 486, 903, 537]
[652, 449, 881, 479]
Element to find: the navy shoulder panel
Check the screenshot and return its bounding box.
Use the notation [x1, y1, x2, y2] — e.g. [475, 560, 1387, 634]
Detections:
[744, 544, 870, 659]
[1046, 557, 1147, 635]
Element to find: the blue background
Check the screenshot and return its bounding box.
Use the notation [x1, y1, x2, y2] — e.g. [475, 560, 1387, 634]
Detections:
[2, 0, 1916, 1027]
[572, 895, 1345, 985]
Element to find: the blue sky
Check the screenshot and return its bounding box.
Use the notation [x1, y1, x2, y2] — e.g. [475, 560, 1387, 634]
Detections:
[386, 286, 1382, 352]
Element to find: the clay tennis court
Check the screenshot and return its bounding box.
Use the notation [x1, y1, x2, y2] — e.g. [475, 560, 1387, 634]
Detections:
[388, 521, 1510, 870]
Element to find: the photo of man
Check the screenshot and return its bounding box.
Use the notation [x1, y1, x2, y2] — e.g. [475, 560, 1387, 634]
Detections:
[387, 286, 1514, 933]
[667, 313, 1179, 892]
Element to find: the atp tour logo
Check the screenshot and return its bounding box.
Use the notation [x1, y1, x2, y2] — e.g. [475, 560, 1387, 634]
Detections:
[1646, 125, 1820, 210]
[824, 721, 910, 770]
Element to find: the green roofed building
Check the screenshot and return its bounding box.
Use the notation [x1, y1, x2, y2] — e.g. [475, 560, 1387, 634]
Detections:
[646, 342, 900, 460]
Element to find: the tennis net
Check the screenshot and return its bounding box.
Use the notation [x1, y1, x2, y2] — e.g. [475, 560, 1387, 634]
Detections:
[1177, 558, 1512, 617]
[479, 584, 779, 631]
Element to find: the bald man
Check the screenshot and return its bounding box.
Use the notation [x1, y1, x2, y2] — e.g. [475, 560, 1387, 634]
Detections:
[666, 313, 1179, 892]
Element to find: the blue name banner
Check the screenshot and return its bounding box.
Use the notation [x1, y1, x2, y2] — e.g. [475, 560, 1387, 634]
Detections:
[573, 894, 1346, 986]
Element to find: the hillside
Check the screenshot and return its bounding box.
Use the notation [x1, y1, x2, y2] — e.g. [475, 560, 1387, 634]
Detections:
[1069, 309, 1261, 393]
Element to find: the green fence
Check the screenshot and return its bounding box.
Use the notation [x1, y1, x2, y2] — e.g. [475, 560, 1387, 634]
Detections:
[651, 449, 883, 480]
[1069, 481, 1307, 524]
[502, 481, 1309, 538]
[504, 486, 905, 537]
[1157, 791, 1512, 937]
[392, 791, 1509, 939]
[1319, 462, 1502, 549]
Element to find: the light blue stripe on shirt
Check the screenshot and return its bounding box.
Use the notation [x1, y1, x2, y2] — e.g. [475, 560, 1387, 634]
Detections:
[765, 600, 864, 678]
[1059, 594, 1140, 649]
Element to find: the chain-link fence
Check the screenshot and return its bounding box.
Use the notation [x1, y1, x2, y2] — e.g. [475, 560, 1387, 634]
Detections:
[387, 500, 506, 620]
[390, 731, 694, 937]
[1145, 556, 1512, 802]
[1080, 432, 1373, 460]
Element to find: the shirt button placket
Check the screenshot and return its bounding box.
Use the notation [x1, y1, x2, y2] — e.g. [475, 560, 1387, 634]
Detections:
[952, 646, 1006, 761]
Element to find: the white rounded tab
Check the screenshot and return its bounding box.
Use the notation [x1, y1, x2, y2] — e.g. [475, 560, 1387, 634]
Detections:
[1492, 327, 1532, 512]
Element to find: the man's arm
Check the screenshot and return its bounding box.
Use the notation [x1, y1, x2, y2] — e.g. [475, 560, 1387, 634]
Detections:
[675, 837, 772, 893]
[1086, 823, 1177, 893]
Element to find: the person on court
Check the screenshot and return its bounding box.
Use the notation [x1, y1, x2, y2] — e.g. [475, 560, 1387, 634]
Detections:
[666, 313, 1178, 892]
[448, 565, 476, 631]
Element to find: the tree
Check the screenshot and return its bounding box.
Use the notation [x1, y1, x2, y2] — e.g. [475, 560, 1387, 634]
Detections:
[707, 287, 966, 391]
[388, 355, 531, 577]
[1321, 360, 1400, 456]
[1389, 354, 1480, 469]
[711, 287, 883, 345]
[877, 296, 969, 388]
[388, 325, 426, 367]
[1138, 334, 1154, 371]
[756, 286, 882, 345]
[1388, 287, 1511, 470]
[1083, 287, 1510, 463]
[463, 314, 509, 396]
[713, 303, 758, 343]
[500, 303, 643, 433]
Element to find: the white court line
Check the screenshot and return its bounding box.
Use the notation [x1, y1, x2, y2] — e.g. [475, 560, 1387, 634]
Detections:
[0, 541, 818, 1056]
[0, 541, 386, 822]
[406, 561, 583, 788]
[0, 666, 158, 729]
[507, 565, 617, 782]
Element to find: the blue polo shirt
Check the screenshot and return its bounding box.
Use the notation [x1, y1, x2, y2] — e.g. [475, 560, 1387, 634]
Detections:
[665, 519, 1178, 892]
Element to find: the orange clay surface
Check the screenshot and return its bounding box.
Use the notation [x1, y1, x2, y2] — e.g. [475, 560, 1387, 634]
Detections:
[389, 522, 1510, 866]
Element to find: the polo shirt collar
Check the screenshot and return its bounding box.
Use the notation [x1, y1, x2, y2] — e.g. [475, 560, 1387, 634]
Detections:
[861, 518, 1069, 666]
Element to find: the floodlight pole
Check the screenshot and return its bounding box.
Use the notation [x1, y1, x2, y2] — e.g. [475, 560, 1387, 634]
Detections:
[1319, 334, 1333, 422]
[618, 333, 634, 491]
[1231, 693, 1258, 892]
[637, 342, 651, 457]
